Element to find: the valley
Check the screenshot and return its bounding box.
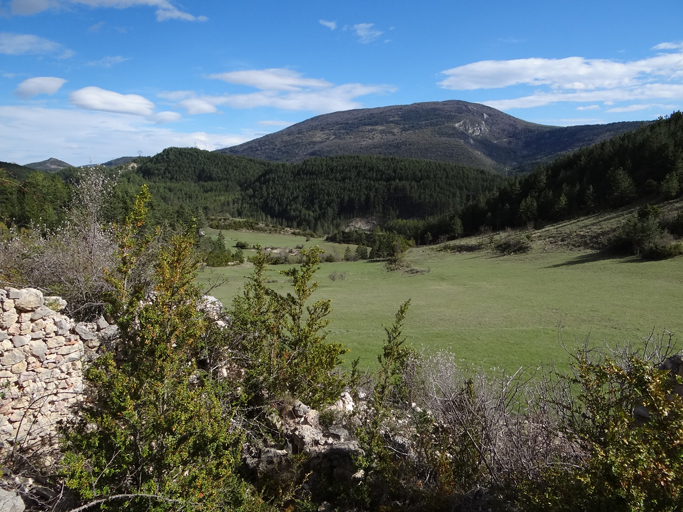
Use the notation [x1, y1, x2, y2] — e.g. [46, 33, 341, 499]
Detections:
[198, 211, 683, 372]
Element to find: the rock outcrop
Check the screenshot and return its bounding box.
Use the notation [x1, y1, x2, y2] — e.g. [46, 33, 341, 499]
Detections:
[243, 398, 364, 490]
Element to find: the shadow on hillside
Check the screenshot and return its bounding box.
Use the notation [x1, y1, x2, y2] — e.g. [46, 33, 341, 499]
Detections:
[545, 252, 621, 268]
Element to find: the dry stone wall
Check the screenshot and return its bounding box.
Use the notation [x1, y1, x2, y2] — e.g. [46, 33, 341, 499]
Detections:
[0, 287, 114, 462]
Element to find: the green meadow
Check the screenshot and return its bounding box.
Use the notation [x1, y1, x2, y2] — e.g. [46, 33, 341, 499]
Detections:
[199, 229, 683, 373]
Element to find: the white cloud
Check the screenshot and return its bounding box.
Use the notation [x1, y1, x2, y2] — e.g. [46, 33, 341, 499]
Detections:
[10, 0, 207, 21]
[178, 97, 217, 115]
[605, 103, 677, 113]
[353, 23, 382, 44]
[202, 83, 395, 113]
[87, 55, 128, 67]
[576, 105, 600, 111]
[70, 86, 155, 116]
[258, 120, 293, 127]
[653, 41, 683, 50]
[11, 0, 59, 15]
[0, 105, 252, 165]
[167, 69, 396, 115]
[158, 90, 194, 101]
[319, 19, 336, 30]
[15, 76, 66, 98]
[439, 44, 683, 112]
[208, 68, 332, 91]
[87, 21, 104, 32]
[439, 52, 683, 91]
[483, 83, 683, 110]
[0, 32, 66, 55]
[149, 110, 181, 123]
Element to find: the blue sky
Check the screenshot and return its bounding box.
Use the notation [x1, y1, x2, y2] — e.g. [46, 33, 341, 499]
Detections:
[1, 0, 682, 165]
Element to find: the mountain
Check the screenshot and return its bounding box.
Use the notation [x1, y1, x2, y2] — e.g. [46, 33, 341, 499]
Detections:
[25, 157, 73, 172]
[218, 100, 644, 173]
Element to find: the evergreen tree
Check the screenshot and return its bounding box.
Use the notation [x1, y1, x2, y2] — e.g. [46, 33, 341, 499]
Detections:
[61, 186, 249, 511]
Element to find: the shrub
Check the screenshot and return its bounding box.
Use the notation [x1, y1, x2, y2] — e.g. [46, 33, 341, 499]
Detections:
[517, 339, 683, 512]
[494, 229, 532, 255]
[611, 215, 663, 255]
[642, 240, 683, 260]
[229, 245, 348, 408]
[0, 168, 119, 319]
[61, 187, 251, 511]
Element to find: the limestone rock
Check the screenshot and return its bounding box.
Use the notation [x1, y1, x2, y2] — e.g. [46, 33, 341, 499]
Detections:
[12, 335, 30, 348]
[95, 316, 109, 330]
[1, 311, 19, 329]
[44, 296, 67, 312]
[29, 339, 48, 361]
[14, 288, 44, 312]
[75, 323, 97, 341]
[0, 488, 25, 512]
[30, 306, 56, 321]
[2, 349, 24, 366]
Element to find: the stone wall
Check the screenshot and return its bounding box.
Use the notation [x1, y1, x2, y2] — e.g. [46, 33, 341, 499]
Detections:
[0, 287, 114, 463]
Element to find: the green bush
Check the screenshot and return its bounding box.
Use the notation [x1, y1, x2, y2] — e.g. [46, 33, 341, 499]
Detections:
[516, 344, 683, 512]
[611, 216, 663, 254]
[229, 245, 348, 408]
[642, 240, 683, 260]
[493, 229, 532, 255]
[61, 186, 252, 511]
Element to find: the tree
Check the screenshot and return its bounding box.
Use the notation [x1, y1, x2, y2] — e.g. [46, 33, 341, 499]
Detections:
[229, 245, 348, 408]
[519, 343, 683, 512]
[607, 167, 637, 206]
[517, 196, 538, 224]
[61, 187, 249, 511]
[344, 245, 354, 261]
[355, 244, 369, 260]
[660, 172, 680, 199]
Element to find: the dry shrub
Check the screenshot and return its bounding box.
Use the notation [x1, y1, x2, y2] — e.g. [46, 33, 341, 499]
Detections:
[0, 169, 160, 319]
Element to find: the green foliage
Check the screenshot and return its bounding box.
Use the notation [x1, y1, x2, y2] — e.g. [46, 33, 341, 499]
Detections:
[612, 215, 665, 255]
[229, 245, 348, 408]
[61, 187, 249, 511]
[201, 231, 244, 267]
[637, 203, 662, 221]
[517, 195, 538, 224]
[518, 347, 683, 512]
[0, 169, 71, 229]
[493, 229, 532, 255]
[606, 166, 637, 206]
[660, 172, 680, 198]
[354, 244, 369, 260]
[350, 301, 415, 508]
[461, 112, 683, 234]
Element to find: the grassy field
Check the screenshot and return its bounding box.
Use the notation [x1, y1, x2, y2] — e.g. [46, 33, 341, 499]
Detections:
[198, 228, 683, 373]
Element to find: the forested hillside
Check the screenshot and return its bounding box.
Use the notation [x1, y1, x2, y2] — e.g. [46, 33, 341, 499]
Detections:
[0, 149, 505, 234]
[461, 112, 683, 233]
[3, 112, 680, 240]
[246, 155, 504, 231]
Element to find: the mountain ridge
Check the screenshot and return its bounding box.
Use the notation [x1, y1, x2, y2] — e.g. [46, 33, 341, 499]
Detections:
[218, 100, 645, 172]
